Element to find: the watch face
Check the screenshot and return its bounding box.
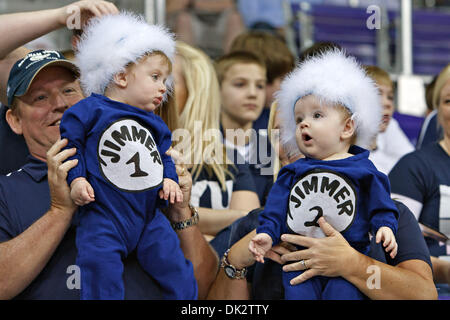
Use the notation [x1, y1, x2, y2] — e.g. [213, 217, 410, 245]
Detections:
[224, 265, 235, 278]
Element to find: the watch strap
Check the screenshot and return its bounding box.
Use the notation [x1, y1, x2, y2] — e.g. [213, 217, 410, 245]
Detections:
[220, 249, 248, 280]
[171, 205, 199, 230]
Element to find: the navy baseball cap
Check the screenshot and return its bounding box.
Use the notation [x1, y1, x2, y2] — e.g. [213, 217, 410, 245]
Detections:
[6, 50, 79, 106]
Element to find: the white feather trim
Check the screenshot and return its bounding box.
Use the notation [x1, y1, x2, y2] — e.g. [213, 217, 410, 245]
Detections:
[276, 49, 382, 157]
[76, 11, 176, 96]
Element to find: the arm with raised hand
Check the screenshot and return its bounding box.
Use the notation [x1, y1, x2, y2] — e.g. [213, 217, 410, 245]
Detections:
[0, 1, 118, 105]
[0, 0, 119, 59]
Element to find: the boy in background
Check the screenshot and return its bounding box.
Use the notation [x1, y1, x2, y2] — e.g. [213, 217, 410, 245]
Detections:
[215, 51, 274, 206]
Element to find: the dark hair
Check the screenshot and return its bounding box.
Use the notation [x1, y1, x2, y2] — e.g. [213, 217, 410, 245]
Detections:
[425, 75, 437, 111]
[229, 31, 295, 84]
[298, 41, 343, 63]
[215, 50, 266, 84]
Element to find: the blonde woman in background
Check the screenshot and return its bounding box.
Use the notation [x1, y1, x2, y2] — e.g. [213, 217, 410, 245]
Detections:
[389, 64, 450, 286]
[171, 41, 260, 251]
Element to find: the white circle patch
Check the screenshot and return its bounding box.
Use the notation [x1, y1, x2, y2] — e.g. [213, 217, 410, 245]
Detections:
[97, 118, 163, 192]
[287, 170, 357, 238]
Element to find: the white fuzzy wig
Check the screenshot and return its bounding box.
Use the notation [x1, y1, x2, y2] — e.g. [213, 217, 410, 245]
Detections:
[76, 12, 176, 96]
[276, 49, 382, 158]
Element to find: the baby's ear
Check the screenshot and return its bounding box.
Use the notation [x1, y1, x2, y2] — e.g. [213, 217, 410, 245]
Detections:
[112, 71, 128, 88]
[341, 117, 356, 141]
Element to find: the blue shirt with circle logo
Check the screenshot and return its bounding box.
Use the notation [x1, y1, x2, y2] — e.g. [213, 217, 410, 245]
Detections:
[257, 145, 398, 249]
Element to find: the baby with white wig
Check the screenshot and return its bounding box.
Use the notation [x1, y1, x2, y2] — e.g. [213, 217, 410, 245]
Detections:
[59, 12, 197, 300]
[249, 49, 399, 300]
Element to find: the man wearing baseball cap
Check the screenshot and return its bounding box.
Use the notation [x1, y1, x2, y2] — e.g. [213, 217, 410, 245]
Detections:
[1, 50, 79, 175]
[0, 48, 87, 296]
[0, 49, 85, 299]
[5, 50, 81, 163]
[6, 50, 79, 106]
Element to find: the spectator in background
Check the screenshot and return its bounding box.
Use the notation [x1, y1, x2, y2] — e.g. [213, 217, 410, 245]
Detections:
[229, 31, 295, 133]
[171, 41, 260, 251]
[364, 65, 414, 175]
[166, 0, 245, 59]
[389, 63, 450, 258]
[215, 51, 274, 207]
[236, 0, 286, 37]
[227, 32, 294, 207]
[417, 75, 443, 149]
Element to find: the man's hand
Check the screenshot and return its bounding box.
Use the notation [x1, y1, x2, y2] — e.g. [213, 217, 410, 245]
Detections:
[46, 138, 79, 216]
[280, 217, 358, 285]
[58, 0, 119, 28]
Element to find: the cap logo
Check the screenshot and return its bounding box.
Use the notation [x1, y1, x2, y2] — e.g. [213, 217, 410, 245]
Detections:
[18, 50, 61, 68]
[287, 169, 357, 238]
[29, 53, 51, 61]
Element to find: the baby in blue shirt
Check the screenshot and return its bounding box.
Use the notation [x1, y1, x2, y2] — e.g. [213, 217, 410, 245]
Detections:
[60, 12, 197, 300]
[249, 49, 399, 300]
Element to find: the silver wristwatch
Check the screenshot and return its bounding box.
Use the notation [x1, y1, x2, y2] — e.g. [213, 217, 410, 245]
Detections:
[171, 205, 199, 230]
[220, 249, 248, 280]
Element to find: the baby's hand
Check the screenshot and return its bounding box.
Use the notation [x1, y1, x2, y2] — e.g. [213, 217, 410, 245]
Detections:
[249, 233, 273, 264]
[376, 226, 398, 258]
[70, 177, 95, 206]
[159, 178, 183, 204]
